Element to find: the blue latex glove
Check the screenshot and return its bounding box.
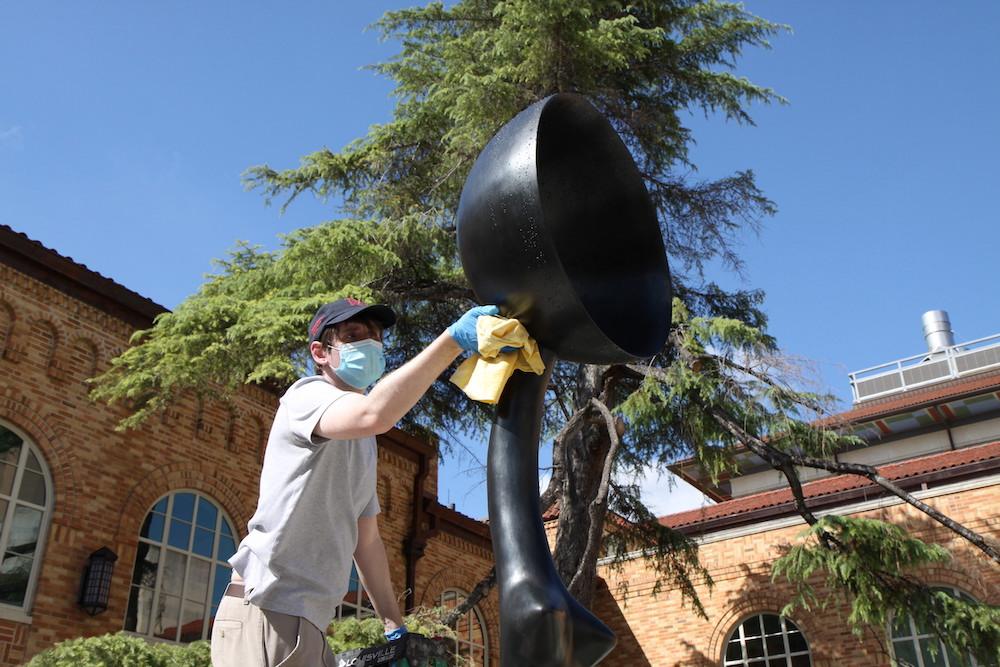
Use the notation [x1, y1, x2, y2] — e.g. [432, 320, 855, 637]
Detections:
[447, 305, 500, 352]
[385, 625, 408, 642]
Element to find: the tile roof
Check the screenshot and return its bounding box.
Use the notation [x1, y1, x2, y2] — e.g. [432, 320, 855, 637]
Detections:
[0, 223, 166, 327]
[659, 440, 1000, 532]
[823, 367, 1000, 425]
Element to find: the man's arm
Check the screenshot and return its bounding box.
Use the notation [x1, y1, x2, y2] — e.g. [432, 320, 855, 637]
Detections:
[353, 515, 404, 633]
[316, 331, 462, 440]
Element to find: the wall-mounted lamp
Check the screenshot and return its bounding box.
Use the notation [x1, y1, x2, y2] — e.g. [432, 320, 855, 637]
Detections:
[79, 547, 117, 616]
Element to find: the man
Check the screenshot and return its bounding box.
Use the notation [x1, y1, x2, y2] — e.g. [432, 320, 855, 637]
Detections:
[211, 298, 502, 666]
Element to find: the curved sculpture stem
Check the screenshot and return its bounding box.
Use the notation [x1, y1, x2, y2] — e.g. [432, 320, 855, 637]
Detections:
[487, 350, 616, 666]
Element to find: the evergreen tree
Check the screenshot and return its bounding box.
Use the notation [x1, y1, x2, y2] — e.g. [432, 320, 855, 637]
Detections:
[92, 2, 999, 660]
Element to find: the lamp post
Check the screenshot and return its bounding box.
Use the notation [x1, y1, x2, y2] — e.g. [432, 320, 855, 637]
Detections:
[79, 547, 117, 616]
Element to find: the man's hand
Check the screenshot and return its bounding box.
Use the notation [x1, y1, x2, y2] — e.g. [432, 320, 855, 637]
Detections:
[447, 305, 500, 352]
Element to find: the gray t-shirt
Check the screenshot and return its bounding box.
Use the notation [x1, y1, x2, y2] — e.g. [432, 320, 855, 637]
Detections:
[229, 375, 380, 631]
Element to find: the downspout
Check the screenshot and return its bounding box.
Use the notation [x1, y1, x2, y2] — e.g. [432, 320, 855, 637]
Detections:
[403, 449, 430, 612]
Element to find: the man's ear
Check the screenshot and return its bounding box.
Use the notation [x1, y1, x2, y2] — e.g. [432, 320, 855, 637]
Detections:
[310, 340, 332, 368]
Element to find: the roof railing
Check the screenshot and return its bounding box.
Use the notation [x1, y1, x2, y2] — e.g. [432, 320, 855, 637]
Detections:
[849, 332, 1000, 403]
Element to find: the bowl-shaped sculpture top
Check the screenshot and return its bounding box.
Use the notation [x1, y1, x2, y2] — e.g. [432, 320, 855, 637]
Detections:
[456, 93, 671, 363]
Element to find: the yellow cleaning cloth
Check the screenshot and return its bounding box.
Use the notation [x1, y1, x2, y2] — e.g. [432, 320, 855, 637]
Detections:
[450, 315, 545, 404]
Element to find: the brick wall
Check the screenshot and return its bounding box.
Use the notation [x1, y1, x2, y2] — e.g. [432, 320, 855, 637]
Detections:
[0, 256, 498, 664]
[595, 482, 1000, 666]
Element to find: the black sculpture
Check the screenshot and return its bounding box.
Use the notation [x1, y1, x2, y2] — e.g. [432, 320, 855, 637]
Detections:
[456, 94, 672, 666]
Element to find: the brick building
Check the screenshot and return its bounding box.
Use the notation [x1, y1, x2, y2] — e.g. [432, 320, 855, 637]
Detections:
[592, 313, 1000, 666]
[3, 220, 997, 666]
[0, 224, 497, 665]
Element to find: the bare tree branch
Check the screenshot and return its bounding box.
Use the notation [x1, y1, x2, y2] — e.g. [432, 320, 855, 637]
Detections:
[710, 407, 1000, 564]
[568, 397, 623, 595]
[440, 566, 496, 628]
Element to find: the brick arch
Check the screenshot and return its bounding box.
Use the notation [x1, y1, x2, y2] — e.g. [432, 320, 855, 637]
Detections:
[916, 562, 998, 604]
[418, 564, 499, 636]
[0, 298, 15, 359]
[28, 316, 59, 373]
[0, 382, 82, 526]
[63, 334, 101, 388]
[241, 412, 267, 464]
[707, 585, 821, 664]
[112, 462, 254, 548]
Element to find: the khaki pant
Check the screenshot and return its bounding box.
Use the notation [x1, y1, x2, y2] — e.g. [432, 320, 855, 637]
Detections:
[211, 583, 336, 667]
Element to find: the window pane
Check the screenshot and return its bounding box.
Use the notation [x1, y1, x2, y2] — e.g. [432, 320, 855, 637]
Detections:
[891, 614, 911, 638]
[196, 498, 218, 529]
[0, 463, 16, 496]
[726, 640, 743, 661]
[125, 585, 155, 634]
[766, 634, 785, 655]
[8, 506, 42, 556]
[744, 616, 763, 638]
[747, 637, 765, 659]
[221, 519, 233, 537]
[193, 528, 214, 558]
[212, 564, 231, 609]
[185, 558, 209, 602]
[763, 614, 782, 634]
[0, 499, 7, 536]
[787, 632, 808, 653]
[179, 600, 205, 642]
[945, 645, 970, 667]
[0, 554, 32, 605]
[893, 639, 919, 667]
[161, 550, 186, 597]
[168, 519, 191, 550]
[768, 659, 787, 667]
[217, 533, 236, 561]
[153, 594, 182, 641]
[789, 655, 812, 667]
[0, 433, 21, 465]
[18, 470, 45, 505]
[25, 451, 41, 473]
[141, 513, 165, 542]
[152, 497, 168, 514]
[919, 638, 946, 667]
[131, 544, 160, 587]
[172, 493, 195, 522]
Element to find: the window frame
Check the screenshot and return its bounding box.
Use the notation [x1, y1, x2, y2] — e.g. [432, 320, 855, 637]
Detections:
[440, 587, 490, 667]
[0, 420, 55, 623]
[721, 612, 813, 667]
[123, 489, 238, 643]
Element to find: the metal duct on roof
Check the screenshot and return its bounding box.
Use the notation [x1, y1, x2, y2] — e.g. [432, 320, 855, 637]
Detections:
[922, 310, 955, 353]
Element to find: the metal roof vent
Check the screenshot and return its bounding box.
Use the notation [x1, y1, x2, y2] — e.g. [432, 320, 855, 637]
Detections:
[922, 310, 955, 353]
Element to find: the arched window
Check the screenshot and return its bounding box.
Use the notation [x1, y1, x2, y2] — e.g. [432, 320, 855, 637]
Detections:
[0, 422, 54, 614]
[890, 586, 988, 667]
[124, 491, 237, 642]
[723, 613, 812, 667]
[440, 588, 489, 667]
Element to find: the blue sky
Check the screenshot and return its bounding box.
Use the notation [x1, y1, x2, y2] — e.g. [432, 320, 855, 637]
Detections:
[3, 2, 999, 519]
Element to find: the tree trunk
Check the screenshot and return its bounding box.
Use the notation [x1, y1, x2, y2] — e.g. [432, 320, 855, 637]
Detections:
[553, 364, 612, 606]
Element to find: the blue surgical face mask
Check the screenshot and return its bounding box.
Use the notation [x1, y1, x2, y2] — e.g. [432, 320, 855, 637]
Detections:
[329, 339, 386, 389]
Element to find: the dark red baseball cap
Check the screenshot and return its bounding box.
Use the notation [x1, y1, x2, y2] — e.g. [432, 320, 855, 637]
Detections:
[308, 298, 397, 343]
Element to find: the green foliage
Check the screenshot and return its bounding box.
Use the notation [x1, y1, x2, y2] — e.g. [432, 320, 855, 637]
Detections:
[327, 616, 389, 654]
[26, 633, 210, 667]
[773, 515, 1000, 664]
[327, 609, 458, 658]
